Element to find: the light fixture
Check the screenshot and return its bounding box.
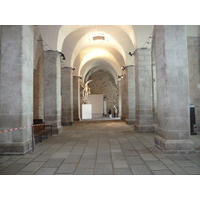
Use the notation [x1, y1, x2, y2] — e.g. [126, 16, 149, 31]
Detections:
[121, 65, 128, 71]
[63, 66, 76, 71]
[128, 52, 135, 56]
[117, 75, 126, 79]
[59, 52, 66, 60]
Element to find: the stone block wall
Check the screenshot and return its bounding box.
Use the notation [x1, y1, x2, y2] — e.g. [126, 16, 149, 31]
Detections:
[61, 67, 73, 125]
[44, 51, 62, 134]
[34, 56, 44, 119]
[154, 25, 194, 153]
[135, 49, 154, 132]
[73, 76, 80, 121]
[88, 70, 119, 115]
[0, 25, 34, 154]
[187, 36, 200, 124]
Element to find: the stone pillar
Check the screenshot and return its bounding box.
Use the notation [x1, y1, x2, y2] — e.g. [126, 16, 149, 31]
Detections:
[121, 76, 126, 121]
[61, 67, 73, 125]
[44, 50, 62, 134]
[73, 76, 81, 121]
[117, 80, 122, 118]
[34, 56, 44, 119]
[154, 25, 194, 153]
[134, 49, 155, 132]
[125, 65, 135, 125]
[0, 25, 34, 154]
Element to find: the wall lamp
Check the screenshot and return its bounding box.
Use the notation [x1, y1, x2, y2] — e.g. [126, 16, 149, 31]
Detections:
[117, 75, 126, 79]
[63, 66, 76, 71]
[121, 65, 128, 71]
[128, 52, 135, 56]
[59, 52, 66, 60]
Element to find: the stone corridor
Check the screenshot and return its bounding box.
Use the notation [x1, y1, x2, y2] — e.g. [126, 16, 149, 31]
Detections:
[1, 120, 200, 175]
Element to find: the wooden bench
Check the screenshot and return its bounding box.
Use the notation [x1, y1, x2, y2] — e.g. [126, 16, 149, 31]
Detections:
[33, 119, 52, 142]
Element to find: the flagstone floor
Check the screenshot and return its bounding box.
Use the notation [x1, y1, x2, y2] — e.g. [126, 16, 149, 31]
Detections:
[1, 120, 200, 175]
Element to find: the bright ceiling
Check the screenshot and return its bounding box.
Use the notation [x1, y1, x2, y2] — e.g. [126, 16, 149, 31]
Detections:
[38, 25, 154, 78]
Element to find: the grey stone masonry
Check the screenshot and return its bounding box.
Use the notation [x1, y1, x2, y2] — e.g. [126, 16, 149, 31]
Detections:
[34, 56, 44, 119]
[61, 67, 73, 125]
[0, 25, 34, 154]
[43, 51, 62, 134]
[73, 76, 81, 121]
[187, 36, 200, 125]
[134, 49, 155, 133]
[120, 75, 127, 121]
[117, 80, 122, 118]
[154, 25, 194, 154]
[125, 65, 136, 125]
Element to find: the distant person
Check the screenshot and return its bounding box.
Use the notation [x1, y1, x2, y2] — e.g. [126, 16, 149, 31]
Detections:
[114, 105, 118, 118]
[108, 109, 112, 118]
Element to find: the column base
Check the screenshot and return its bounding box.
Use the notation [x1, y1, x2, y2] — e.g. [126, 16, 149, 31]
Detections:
[0, 140, 32, 155]
[121, 116, 126, 121]
[134, 124, 155, 133]
[155, 135, 196, 154]
[126, 119, 135, 125]
[52, 126, 63, 135]
[74, 118, 81, 121]
[62, 121, 73, 126]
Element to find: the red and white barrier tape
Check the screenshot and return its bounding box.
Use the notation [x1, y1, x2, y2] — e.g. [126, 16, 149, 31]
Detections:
[0, 120, 61, 133]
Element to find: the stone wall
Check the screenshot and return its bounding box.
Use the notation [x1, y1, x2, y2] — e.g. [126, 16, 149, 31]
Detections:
[188, 36, 200, 124]
[87, 70, 119, 114]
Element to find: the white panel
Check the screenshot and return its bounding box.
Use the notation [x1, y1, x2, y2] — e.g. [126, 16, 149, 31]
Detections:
[82, 104, 92, 119]
[88, 94, 103, 117]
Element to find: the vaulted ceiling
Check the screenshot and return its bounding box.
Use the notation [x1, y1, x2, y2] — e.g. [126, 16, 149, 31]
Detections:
[37, 25, 199, 80]
[37, 25, 153, 78]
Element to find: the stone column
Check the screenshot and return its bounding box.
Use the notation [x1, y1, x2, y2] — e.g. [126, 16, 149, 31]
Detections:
[154, 25, 194, 153]
[120, 76, 126, 121]
[34, 56, 44, 119]
[117, 80, 122, 118]
[61, 67, 73, 125]
[44, 50, 62, 134]
[134, 49, 155, 132]
[125, 65, 135, 125]
[0, 25, 34, 154]
[73, 76, 81, 121]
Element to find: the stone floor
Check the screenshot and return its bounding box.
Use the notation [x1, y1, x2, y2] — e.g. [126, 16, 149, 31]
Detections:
[1, 120, 200, 175]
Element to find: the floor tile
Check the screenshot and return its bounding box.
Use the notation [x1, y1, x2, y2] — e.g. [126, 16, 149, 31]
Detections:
[126, 156, 145, 165]
[56, 163, 77, 174]
[152, 170, 173, 175]
[114, 168, 132, 175]
[74, 168, 94, 175]
[35, 168, 57, 175]
[43, 159, 64, 168]
[130, 164, 153, 175]
[21, 162, 45, 172]
[113, 159, 129, 168]
[0, 163, 28, 175]
[96, 155, 112, 163]
[140, 154, 158, 161]
[145, 161, 168, 171]
[165, 164, 188, 175]
[94, 163, 113, 175]
[64, 155, 81, 163]
[78, 159, 95, 168]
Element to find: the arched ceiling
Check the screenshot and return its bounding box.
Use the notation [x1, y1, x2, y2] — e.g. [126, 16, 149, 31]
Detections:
[38, 25, 154, 78]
